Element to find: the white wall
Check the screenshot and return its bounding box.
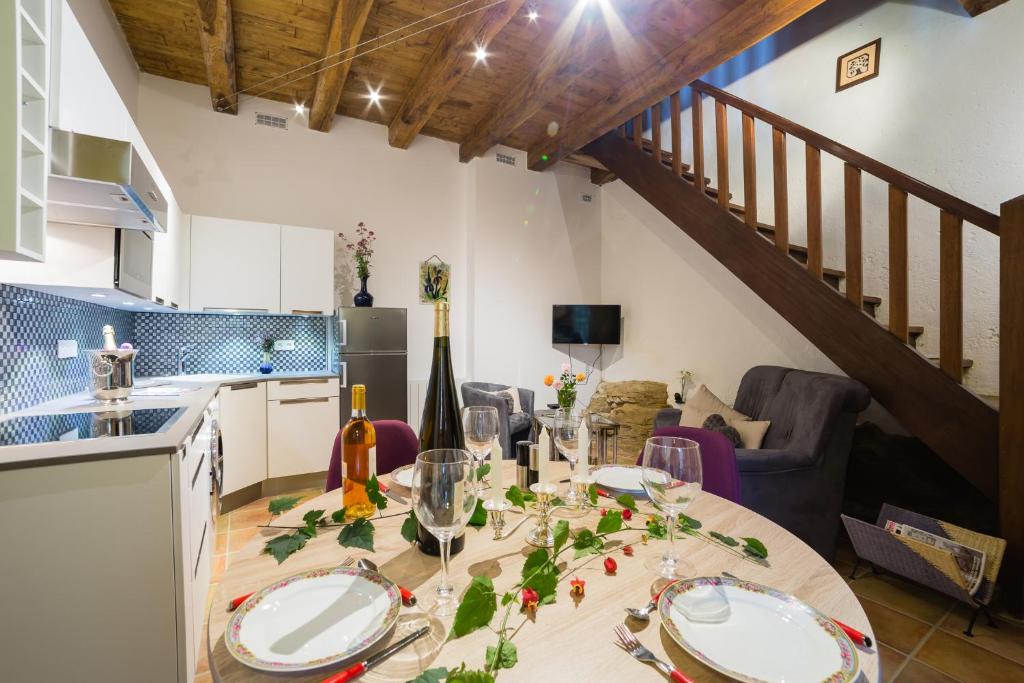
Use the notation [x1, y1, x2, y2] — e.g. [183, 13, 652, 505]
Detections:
[635, 0, 1022, 398]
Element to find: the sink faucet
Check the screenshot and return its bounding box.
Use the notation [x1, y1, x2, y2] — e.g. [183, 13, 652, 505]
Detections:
[177, 344, 196, 375]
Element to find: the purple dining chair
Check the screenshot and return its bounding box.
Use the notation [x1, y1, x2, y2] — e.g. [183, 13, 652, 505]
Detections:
[635, 426, 742, 504]
[326, 420, 420, 492]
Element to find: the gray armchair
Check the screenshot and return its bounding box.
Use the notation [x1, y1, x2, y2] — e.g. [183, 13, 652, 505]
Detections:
[654, 366, 870, 560]
[460, 382, 535, 458]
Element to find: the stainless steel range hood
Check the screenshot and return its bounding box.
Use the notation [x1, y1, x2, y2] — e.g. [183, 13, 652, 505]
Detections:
[47, 129, 167, 232]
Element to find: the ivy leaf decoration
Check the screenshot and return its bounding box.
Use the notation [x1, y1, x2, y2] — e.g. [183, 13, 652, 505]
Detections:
[615, 493, 638, 512]
[505, 485, 527, 511]
[409, 668, 448, 683]
[646, 517, 668, 540]
[709, 531, 739, 547]
[678, 513, 703, 531]
[485, 640, 518, 671]
[401, 510, 418, 543]
[587, 483, 599, 506]
[742, 537, 769, 559]
[572, 529, 605, 559]
[451, 576, 497, 638]
[366, 474, 389, 511]
[447, 665, 495, 683]
[469, 500, 488, 528]
[268, 496, 302, 516]
[521, 549, 558, 603]
[552, 520, 571, 555]
[331, 508, 347, 524]
[337, 517, 375, 551]
[264, 533, 307, 564]
[302, 509, 325, 536]
[475, 463, 491, 481]
[501, 591, 515, 606]
[596, 510, 623, 535]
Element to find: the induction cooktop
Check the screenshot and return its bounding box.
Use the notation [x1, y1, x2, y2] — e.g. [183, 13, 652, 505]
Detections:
[0, 407, 185, 447]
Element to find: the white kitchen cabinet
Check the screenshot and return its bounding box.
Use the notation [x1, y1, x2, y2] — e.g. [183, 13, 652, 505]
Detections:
[219, 380, 268, 495]
[268, 392, 340, 478]
[280, 224, 334, 315]
[190, 215, 281, 313]
[153, 207, 191, 310]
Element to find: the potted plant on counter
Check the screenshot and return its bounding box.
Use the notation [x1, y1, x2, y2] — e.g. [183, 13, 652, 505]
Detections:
[339, 222, 377, 307]
[259, 336, 275, 374]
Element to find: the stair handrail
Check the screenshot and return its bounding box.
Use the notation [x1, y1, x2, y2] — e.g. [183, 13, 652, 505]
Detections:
[689, 80, 999, 235]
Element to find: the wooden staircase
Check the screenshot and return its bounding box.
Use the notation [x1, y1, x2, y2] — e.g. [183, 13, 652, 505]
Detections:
[583, 80, 1024, 610]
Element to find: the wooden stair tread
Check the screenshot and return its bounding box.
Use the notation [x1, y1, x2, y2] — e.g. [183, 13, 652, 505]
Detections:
[929, 357, 974, 370]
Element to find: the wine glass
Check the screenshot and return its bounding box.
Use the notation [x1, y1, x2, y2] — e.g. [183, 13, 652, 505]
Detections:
[552, 411, 583, 505]
[410, 449, 478, 616]
[462, 406, 499, 464]
[640, 436, 703, 579]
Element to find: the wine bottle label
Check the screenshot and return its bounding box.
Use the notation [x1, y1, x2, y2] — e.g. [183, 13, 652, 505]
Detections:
[368, 446, 377, 476]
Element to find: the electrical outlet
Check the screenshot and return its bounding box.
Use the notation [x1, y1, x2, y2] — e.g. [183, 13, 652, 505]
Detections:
[57, 340, 78, 359]
[274, 339, 296, 351]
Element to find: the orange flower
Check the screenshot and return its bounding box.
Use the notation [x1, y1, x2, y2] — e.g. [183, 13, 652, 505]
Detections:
[576, 372, 586, 383]
[543, 375, 555, 387]
[521, 587, 539, 612]
[569, 577, 586, 597]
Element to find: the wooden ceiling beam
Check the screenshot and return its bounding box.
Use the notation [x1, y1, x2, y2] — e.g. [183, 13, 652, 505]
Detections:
[195, 0, 238, 114]
[388, 0, 527, 149]
[958, 0, 1010, 15]
[308, 0, 375, 133]
[527, 0, 827, 171]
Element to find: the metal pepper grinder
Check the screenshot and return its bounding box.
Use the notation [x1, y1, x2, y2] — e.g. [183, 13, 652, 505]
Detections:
[516, 440, 537, 489]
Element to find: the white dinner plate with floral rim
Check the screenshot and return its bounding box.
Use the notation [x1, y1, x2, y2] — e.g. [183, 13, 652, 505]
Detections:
[391, 464, 414, 489]
[225, 565, 401, 673]
[592, 464, 649, 498]
[658, 577, 860, 683]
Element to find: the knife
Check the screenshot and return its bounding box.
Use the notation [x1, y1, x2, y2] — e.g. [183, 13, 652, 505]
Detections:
[385, 489, 408, 505]
[320, 625, 431, 683]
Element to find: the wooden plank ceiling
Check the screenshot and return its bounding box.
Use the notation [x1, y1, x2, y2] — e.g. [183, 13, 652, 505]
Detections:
[107, 0, 824, 169]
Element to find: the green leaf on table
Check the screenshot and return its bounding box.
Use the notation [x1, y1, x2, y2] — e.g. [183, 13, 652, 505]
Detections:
[678, 513, 702, 531]
[587, 483, 599, 506]
[709, 531, 739, 547]
[401, 510, 418, 543]
[446, 665, 495, 683]
[505, 485, 527, 510]
[521, 548, 558, 603]
[615, 493, 638, 512]
[302, 509, 325, 534]
[742, 537, 768, 559]
[475, 463, 491, 481]
[552, 520, 571, 555]
[501, 591, 515, 606]
[596, 510, 623, 535]
[408, 667, 448, 683]
[646, 518, 668, 540]
[366, 474, 389, 510]
[331, 508, 347, 524]
[337, 517, 375, 551]
[485, 640, 518, 671]
[572, 529, 605, 559]
[451, 576, 497, 638]
[469, 499, 488, 528]
[268, 496, 302, 516]
[264, 532, 307, 564]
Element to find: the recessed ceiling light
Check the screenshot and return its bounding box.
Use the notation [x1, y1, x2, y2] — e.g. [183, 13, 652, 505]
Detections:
[473, 45, 489, 64]
[144, 307, 154, 311]
[367, 86, 382, 105]
[90, 293, 106, 298]
[122, 301, 134, 306]
[294, 102, 305, 115]
[527, 9, 539, 21]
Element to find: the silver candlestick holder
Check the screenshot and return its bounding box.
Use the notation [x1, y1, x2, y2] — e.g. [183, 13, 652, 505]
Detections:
[526, 482, 559, 547]
[482, 498, 513, 541]
[570, 475, 595, 510]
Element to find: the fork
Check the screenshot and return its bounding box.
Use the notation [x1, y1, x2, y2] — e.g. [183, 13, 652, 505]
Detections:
[614, 624, 695, 683]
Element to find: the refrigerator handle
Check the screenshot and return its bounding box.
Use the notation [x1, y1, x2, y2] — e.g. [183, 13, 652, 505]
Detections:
[339, 319, 348, 347]
[340, 361, 347, 389]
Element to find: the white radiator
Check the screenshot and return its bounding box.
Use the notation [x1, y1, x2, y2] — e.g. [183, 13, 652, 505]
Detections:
[407, 378, 467, 435]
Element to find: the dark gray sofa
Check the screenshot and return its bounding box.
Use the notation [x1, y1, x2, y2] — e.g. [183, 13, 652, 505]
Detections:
[654, 366, 870, 560]
[460, 382, 535, 458]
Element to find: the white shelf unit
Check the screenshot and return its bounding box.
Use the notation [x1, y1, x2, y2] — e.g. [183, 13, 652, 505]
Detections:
[2, 0, 49, 261]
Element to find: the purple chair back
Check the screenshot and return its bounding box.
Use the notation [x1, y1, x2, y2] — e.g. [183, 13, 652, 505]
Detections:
[635, 426, 742, 504]
[326, 420, 420, 492]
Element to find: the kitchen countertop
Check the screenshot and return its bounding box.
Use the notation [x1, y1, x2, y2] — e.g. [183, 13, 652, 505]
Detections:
[0, 371, 338, 470]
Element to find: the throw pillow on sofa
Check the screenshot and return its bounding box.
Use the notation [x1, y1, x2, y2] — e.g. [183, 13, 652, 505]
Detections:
[701, 413, 744, 448]
[484, 387, 522, 414]
[680, 385, 771, 449]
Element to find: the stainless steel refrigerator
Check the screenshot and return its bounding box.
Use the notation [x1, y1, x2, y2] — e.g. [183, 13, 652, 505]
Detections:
[337, 307, 408, 422]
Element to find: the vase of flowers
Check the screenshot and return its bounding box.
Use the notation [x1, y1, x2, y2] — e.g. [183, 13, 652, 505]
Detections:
[259, 336, 275, 374]
[340, 222, 377, 307]
[544, 362, 588, 412]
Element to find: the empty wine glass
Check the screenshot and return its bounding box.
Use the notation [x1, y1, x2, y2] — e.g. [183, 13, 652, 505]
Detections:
[553, 411, 583, 505]
[641, 436, 703, 579]
[410, 449, 478, 616]
[462, 406, 499, 464]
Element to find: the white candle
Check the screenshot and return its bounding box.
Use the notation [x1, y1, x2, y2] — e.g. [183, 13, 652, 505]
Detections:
[578, 420, 590, 479]
[537, 427, 550, 485]
[490, 437, 503, 502]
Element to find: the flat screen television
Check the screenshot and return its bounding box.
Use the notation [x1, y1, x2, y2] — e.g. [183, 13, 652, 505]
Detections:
[552, 305, 621, 345]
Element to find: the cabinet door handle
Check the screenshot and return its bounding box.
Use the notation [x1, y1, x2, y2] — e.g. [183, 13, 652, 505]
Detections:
[280, 397, 330, 405]
[191, 452, 206, 489]
[203, 307, 268, 313]
[154, 296, 165, 305]
[280, 378, 328, 386]
[169, 302, 179, 310]
[339, 362, 347, 388]
[291, 309, 323, 315]
[230, 382, 259, 391]
[194, 522, 207, 578]
[190, 419, 204, 443]
[339, 319, 348, 347]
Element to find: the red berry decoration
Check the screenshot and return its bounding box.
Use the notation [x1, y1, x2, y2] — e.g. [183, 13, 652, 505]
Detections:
[521, 587, 539, 612]
[621, 508, 633, 521]
[600, 508, 608, 516]
[604, 557, 618, 574]
[622, 545, 634, 557]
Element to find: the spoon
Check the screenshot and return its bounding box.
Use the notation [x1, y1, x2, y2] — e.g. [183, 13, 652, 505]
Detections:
[358, 558, 417, 606]
[625, 579, 683, 621]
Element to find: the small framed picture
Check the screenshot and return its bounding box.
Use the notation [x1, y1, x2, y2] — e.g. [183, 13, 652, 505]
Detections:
[419, 256, 450, 304]
[836, 38, 881, 92]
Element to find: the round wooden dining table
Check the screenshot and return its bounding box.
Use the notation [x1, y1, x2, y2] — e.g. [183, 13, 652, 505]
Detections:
[208, 461, 879, 682]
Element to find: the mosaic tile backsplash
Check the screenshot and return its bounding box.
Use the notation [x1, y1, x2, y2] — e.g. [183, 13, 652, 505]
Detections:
[0, 284, 329, 415]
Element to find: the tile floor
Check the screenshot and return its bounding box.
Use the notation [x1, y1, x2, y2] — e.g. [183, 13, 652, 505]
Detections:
[197, 489, 1024, 683]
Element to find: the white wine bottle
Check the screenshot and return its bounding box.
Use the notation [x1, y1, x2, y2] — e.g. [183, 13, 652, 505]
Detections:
[101, 325, 118, 351]
[342, 384, 377, 519]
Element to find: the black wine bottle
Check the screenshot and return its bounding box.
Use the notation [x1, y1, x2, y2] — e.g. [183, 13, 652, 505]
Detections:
[417, 301, 467, 556]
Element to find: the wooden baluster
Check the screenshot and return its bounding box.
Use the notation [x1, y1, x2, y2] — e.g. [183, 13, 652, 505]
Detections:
[633, 113, 643, 151]
[692, 89, 705, 193]
[742, 113, 757, 228]
[715, 99, 729, 209]
[889, 186, 909, 342]
[772, 128, 789, 254]
[939, 210, 964, 382]
[652, 102, 663, 166]
[805, 145, 823, 278]
[844, 164, 863, 310]
[671, 92, 682, 177]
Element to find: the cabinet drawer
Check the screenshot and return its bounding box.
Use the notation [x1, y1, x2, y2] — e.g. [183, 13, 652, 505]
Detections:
[267, 396, 340, 478]
[267, 377, 338, 401]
